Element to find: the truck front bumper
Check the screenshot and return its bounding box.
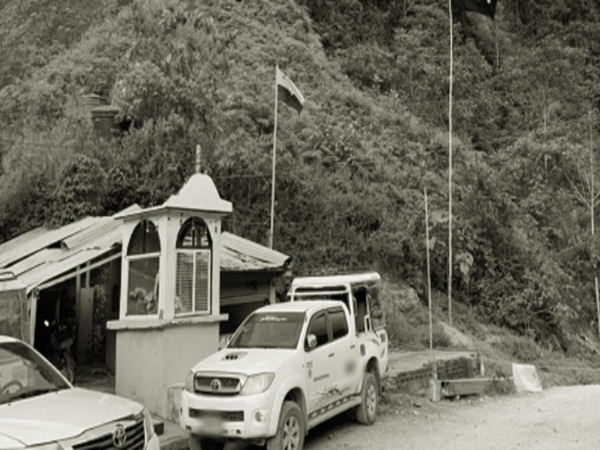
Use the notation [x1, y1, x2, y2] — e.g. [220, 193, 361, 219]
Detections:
[180, 390, 273, 440]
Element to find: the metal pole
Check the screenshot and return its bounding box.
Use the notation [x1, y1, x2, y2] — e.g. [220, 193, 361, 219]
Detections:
[425, 188, 435, 378]
[269, 65, 279, 249]
[448, 0, 454, 327]
[590, 111, 600, 339]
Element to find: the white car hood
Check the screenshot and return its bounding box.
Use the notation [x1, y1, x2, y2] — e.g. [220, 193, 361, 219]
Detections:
[0, 388, 143, 447]
[193, 348, 293, 374]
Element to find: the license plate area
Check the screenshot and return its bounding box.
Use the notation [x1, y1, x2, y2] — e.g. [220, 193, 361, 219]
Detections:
[202, 414, 224, 434]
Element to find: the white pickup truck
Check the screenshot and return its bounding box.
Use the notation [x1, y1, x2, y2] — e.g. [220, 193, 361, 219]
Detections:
[180, 273, 388, 450]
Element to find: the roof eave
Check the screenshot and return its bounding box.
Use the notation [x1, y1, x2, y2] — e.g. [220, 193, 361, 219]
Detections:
[114, 204, 232, 221]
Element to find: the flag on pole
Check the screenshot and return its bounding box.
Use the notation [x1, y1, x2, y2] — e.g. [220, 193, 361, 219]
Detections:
[454, 0, 498, 20]
[276, 67, 305, 114]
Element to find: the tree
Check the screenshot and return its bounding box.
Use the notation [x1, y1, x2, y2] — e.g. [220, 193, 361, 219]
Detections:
[48, 154, 107, 227]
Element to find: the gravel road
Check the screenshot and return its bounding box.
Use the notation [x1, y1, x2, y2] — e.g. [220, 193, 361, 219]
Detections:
[301, 385, 600, 450]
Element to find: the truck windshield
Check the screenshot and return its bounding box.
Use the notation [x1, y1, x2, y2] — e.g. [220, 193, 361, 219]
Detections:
[0, 341, 70, 405]
[228, 312, 305, 349]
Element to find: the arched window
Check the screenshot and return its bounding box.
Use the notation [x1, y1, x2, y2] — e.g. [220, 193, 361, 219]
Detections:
[175, 218, 212, 315]
[126, 220, 160, 316]
[128, 220, 160, 255]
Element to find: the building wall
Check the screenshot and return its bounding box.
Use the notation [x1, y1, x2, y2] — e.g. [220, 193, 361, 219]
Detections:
[106, 270, 278, 378]
[220, 301, 266, 335]
[219, 272, 275, 334]
[114, 322, 219, 419]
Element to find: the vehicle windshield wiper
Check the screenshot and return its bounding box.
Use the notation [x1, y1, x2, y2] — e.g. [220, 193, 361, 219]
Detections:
[8, 387, 61, 402]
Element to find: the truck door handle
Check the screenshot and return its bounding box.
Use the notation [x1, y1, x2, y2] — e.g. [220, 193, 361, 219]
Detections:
[328, 352, 335, 358]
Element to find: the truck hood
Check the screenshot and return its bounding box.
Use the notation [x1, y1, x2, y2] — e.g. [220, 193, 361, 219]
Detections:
[0, 388, 143, 447]
[192, 348, 294, 375]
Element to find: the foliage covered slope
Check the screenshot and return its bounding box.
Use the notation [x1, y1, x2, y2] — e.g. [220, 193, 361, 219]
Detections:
[2, 0, 600, 352]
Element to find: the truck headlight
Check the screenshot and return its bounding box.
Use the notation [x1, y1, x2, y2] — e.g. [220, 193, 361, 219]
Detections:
[241, 373, 274, 395]
[185, 370, 194, 392]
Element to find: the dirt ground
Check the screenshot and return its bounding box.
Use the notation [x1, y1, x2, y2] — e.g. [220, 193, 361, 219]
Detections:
[300, 385, 600, 450]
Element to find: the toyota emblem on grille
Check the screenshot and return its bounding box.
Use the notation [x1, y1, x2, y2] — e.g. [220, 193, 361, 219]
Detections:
[112, 425, 127, 448]
[210, 378, 222, 391]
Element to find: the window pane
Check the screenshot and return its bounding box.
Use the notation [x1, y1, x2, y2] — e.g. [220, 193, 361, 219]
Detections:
[127, 257, 159, 315]
[177, 218, 212, 249]
[176, 252, 194, 314]
[128, 220, 160, 255]
[330, 309, 348, 340]
[307, 313, 328, 347]
[194, 252, 210, 313]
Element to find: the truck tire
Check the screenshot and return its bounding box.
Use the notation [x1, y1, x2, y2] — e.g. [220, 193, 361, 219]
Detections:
[189, 435, 224, 450]
[266, 401, 305, 450]
[355, 371, 378, 425]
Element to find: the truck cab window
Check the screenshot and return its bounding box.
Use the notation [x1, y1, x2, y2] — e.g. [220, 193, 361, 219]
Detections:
[329, 308, 348, 340]
[306, 313, 328, 348]
[354, 287, 371, 334]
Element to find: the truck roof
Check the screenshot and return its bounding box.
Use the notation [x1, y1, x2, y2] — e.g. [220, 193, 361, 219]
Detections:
[291, 272, 380, 288]
[257, 300, 345, 314]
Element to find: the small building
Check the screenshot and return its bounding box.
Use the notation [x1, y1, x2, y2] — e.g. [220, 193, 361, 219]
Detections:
[0, 195, 290, 379]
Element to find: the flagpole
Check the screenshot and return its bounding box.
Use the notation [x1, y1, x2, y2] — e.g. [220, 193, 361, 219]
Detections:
[269, 64, 279, 249]
[448, 0, 454, 327]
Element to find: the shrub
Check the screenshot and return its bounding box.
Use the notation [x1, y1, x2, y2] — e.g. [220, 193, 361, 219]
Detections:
[492, 335, 542, 363]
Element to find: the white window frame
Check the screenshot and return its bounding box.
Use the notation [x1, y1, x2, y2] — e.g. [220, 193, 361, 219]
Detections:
[125, 252, 161, 318]
[175, 248, 211, 316]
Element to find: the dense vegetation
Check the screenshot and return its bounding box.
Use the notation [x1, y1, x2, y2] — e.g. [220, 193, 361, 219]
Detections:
[2, 0, 600, 352]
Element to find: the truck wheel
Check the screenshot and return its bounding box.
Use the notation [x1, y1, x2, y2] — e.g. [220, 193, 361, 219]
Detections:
[355, 371, 378, 425]
[266, 401, 305, 450]
[189, 435, 224, 450]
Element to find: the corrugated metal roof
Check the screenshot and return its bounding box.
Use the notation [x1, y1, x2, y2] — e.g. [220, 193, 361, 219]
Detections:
[221, 232, 290, 272]
[62, 205, 140, 250]
[0, 207, 290, 294]
[21, 248, 111, 293]
[0, 217, 99, 269]
[9, 249, 64, 277]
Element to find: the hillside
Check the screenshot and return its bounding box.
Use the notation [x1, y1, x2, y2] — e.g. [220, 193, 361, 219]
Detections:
[2, 0, 600, 358]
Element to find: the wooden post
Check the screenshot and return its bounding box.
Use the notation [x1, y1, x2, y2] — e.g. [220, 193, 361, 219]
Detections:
[29, 290, 38, 346]
[84, 261, 91, 288]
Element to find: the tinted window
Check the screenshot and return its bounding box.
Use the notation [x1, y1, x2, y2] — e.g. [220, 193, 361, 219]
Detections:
[330, 309, 349, 340]
[307, 313, 328, 348]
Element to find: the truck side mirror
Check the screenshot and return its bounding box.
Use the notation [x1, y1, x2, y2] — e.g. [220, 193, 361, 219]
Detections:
[306, 334, 317, 350]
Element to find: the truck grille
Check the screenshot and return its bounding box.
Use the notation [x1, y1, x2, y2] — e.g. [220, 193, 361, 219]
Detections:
[195, 375, 241, 395]
[189, 409, 244, 422]
[72, 419, 145, 450]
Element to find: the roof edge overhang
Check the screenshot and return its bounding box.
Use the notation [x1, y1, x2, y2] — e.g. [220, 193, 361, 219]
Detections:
[114, 204, 232, 221]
